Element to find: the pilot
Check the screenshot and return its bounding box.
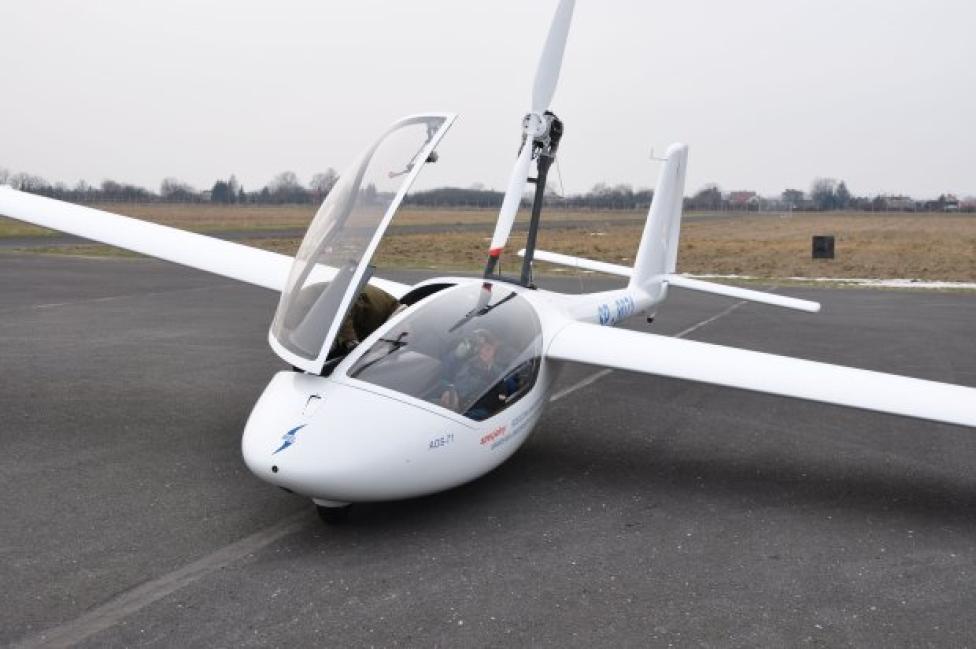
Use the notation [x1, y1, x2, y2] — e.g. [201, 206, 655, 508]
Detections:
[334, 284, 400, 354]
[440, 328, 505, 415]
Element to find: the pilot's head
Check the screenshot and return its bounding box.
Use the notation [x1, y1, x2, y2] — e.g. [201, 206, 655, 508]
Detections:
[472, 328, 498, 365]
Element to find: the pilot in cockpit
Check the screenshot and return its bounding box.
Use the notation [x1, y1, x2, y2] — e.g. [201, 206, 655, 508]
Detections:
[334, 284, 400, 355]
[440, 328, 505, 414]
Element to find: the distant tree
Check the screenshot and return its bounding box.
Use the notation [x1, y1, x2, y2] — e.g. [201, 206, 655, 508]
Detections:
[835, 181, 852, 209]
[405, 186, 504, 208]
[849, 194, 870, 211]
[610, 184, 635, 208]
[228, 174, 240, 199]
[634, 188, 654, 209]
[781, 188, 804, 208]
[161, 177, 197, 201]
[102, 179, 153, 201]
[211, 180, 234, 203]
[690, 184, 723, 210]
[100, 179, 122, 196]
[10, 172, 49, 193]
[268, 171, 307, 203]
[309, 169, 338, 198]
[810, 178, 838, 210]
[0, 167, 9, 186]
[270, 171, 300, 191]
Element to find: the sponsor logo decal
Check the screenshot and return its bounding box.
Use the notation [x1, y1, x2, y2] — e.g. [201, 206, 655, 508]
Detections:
[480, 425, 508, 447]
[598, 295, 636, 326]
[273, 424, 307, 455]
[479, 395, 546, 451]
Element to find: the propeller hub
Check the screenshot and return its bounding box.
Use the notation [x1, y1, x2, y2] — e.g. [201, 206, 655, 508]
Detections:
[522, 112, 547, 139]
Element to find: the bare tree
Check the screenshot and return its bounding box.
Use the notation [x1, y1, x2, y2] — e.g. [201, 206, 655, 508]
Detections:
[160, 177, 197, 201]
[270, 171, 301, 191]
[810, 178, 838, 210]
[9, 172, 48, 192]
[100, 179, 152, 202]
[690, 184, 723, 210]
[267, 171, 307, 203]
[310, 169, 338, 197]
[0, 167, 9, 186]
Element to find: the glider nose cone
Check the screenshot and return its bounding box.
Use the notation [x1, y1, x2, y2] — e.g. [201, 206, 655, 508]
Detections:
[242, 372, 472, 502]
[241, 371, 327, 485]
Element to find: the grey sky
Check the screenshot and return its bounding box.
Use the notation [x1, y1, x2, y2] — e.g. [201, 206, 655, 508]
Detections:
[1, 0, 973, 199]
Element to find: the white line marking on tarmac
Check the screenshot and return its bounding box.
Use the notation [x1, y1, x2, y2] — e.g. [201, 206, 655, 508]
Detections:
[549, 300, 748, 403]
[550, 368, 614, 402]
[12, 512, 308, 649]
[671, 300, 747, 339]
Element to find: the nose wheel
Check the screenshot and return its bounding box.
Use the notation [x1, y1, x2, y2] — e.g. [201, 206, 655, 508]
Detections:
[315, 501, 352, 525]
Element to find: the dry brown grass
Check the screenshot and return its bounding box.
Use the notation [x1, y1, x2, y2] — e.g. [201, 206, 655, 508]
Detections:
[677, 213, 976, 281]
[242, 212, 976, 281]
[0, 203, 645, 237]
[5, 204, 975, 281]
[0, 203, 317, 237]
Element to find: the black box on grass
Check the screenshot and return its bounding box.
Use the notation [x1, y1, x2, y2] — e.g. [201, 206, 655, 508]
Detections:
[812, 235, 835, 259]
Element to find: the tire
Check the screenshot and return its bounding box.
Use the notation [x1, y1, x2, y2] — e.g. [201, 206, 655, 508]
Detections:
[316, 503, 351, 525]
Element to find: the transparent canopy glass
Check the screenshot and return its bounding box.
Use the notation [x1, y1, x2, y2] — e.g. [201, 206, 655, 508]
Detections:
[348, 283, 543, 421]
[270, 115, 451, 370]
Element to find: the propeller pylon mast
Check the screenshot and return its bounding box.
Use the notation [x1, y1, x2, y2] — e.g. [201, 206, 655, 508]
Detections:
[518, 112, 563, 287]
[483, 0, 575, 286]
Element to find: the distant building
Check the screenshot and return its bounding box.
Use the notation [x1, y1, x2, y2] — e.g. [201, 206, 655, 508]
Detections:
[920, 194, 960, 211]
[726, 191, 759, 210]
[760, 196, 787, 211]
[882, 195, 915, 211]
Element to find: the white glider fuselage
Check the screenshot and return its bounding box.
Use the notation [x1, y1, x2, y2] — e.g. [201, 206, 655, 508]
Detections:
[2, 0, 973, 519]
[242, 276, 657, 506]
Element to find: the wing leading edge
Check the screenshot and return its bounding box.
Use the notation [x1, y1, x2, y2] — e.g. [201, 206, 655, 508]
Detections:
[547, 321, 976, 428]
[0, 187, 409, 297]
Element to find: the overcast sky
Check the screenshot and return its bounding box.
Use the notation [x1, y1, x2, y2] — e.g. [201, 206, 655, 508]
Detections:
[1, 0, 973, 199]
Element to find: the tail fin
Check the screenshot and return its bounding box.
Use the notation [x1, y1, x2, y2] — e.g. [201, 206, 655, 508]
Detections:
[629, 143, 688, 300]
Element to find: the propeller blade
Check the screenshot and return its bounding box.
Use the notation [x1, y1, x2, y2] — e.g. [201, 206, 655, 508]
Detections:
[488, 142, 534, 259]
[531, 0, 576, 113]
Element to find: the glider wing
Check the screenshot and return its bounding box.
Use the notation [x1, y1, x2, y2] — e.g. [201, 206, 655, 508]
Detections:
[547, 321, 976, 428]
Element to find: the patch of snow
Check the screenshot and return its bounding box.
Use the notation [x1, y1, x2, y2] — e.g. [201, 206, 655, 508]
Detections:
[684, 274, 976, 291]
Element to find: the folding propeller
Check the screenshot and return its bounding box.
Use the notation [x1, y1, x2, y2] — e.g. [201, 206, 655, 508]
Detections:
[485, 0, 575, 276]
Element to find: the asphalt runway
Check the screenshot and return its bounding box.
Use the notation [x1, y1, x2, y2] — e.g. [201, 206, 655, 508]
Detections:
[2, 252, 975, 648]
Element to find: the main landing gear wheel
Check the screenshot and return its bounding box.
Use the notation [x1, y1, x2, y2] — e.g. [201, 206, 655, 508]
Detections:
[316, 503, 352, 525]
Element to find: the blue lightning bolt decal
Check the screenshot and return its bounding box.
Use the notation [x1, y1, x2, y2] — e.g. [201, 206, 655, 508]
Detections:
[273, 424, 307, 455]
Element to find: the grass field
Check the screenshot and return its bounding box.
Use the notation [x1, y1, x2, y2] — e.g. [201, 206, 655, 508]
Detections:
[3, 204, 975, 282]
[240, 210, 976, 282]
[0, 203, 645, 237]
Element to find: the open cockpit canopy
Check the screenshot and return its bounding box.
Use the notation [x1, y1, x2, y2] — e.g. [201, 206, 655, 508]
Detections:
[269, 114, 455, 373]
